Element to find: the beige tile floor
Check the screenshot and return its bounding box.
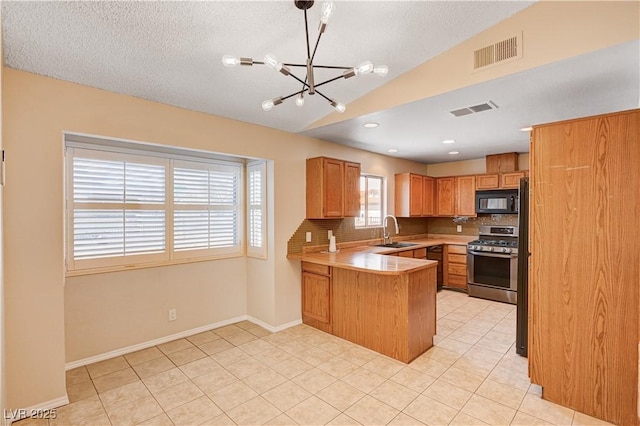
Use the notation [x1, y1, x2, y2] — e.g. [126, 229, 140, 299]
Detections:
[16, 290, 613, 426]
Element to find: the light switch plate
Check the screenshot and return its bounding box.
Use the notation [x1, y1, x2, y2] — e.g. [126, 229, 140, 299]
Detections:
[328, 230, 333, 239]
[305, 232, 312, 242]
[456, 225, 462, 233]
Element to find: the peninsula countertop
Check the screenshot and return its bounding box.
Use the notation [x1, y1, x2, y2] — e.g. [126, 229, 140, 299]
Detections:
[288, 235, 476, 275]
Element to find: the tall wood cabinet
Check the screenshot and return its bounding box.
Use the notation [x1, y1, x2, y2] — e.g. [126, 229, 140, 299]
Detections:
[395, 173, 435, 217]
[529, 109, 639, 426]
[306, 157, 360, 219]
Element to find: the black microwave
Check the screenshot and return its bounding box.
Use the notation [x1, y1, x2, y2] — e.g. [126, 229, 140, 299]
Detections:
[476, 189, 518, 214]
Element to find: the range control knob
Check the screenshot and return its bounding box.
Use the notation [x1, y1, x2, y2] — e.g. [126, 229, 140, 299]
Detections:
[486, 247, 494, 252]
[502, 247, 511, 254]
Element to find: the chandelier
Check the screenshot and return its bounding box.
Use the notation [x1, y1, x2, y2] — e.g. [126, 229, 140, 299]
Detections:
[221, 0, 388, 113]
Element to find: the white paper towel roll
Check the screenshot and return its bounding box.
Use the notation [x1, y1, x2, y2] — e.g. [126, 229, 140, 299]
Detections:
[329, 235, 337, 252]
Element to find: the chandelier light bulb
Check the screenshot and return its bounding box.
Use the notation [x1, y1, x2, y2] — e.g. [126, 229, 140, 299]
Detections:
[262, 97, 283, 111]
[320, 2, 335, 24]
[330, 100, 346, 113]
[262, 99, 275, 111]
[295, 95, 305, 107]
[221, 55, 241, 67]
[354, 61, 374, 75]
[373, 65, 389, 76]
[263, 54, 279, 70]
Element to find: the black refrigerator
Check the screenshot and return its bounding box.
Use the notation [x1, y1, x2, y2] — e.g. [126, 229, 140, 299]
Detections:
[516, 177, 529, 356]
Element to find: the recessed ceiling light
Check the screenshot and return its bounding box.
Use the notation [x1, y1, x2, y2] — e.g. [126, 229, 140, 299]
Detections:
[520, 127, 533, 132]
[364, 122, 379, 128]
[387, 148, 399, 153]
[442, 139, 456, 144]
[448, 151, 459, 155]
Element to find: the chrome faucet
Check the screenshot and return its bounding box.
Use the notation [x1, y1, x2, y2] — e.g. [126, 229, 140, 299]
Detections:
[382, 215, 399, 245]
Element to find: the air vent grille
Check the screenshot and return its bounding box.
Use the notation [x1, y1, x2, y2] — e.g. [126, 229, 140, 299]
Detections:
[474, 34, 521, 70]
[450, 101, 498, 118]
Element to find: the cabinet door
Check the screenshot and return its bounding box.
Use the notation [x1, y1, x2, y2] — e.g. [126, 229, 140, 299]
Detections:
[302, 272, 331, 324]
[500, 171, 526, 189]
[456, 176, 477, 216]
[323, 158, 344, 217]
[436, 177, 455, 216]
[344, 162, 361, 217]
[422, 176, 435, 216]
[409, 174, 423, 216]
[476, 174, 500, 189]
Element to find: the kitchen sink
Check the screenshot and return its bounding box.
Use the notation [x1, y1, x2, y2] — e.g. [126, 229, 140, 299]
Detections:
[374, 242, 418, 248]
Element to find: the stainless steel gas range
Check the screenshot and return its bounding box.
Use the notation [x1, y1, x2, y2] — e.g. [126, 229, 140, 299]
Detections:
[467, 225, 518, 304]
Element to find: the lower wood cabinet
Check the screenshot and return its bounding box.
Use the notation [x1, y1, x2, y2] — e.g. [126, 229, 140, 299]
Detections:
[443, 244, 468, 291]
[301, 262, 332, 333]
[398, 247, 427, 259]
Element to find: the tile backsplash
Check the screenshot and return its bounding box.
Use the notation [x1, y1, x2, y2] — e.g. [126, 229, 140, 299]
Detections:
[287, 217, 430, 254]
[427, 214, 518, 236]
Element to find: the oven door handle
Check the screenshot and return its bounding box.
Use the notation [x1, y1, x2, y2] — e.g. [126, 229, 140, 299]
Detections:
[467, 250, 517, 259]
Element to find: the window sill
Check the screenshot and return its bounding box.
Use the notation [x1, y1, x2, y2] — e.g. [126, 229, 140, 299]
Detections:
[65, 252, 244, 277]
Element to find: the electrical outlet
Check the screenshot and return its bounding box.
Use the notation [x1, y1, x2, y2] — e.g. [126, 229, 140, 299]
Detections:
[328, 230, 333, 239]
[456, 225, 462, 233]
[168, 308, 177, 322]
[305, 232, 312, 242]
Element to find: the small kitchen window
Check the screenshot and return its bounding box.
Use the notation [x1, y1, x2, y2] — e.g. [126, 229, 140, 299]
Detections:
[355, 174, 385, 228]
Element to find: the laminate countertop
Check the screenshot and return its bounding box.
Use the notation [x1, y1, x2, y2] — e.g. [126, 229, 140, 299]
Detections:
[288, 236, 475, 275]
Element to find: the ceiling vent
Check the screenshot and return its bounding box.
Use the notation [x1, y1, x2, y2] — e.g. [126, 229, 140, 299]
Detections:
[450, 101, 498, 118]
[473, 33, 522, 70]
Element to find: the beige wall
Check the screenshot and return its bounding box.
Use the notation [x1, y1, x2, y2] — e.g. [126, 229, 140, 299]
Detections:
[2, 68, 429, 409]
[309, 1, 640, 129]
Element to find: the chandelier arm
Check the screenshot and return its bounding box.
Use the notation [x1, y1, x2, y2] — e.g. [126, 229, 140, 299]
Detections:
[313, 74, 346, 89]
[281, 87, 309, 101]
[311, 88, 333, 103]
[282, 63, 352, 70]
[304, 9, 311, 60]
[310, 31, 323, 63]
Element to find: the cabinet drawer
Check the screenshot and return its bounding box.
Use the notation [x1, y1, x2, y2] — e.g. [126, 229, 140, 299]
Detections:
[447, 245, 467, 255]
[302, 262, 330, 276]
[447, 274, 468, 288]
[413, 247, 427, 259]
[448, 254, 467, 264]
[447, 263, 467, 276]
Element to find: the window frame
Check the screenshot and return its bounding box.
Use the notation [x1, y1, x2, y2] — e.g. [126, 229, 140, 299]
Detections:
[65, 139, 246, 276]
[355, 174, 386, 228]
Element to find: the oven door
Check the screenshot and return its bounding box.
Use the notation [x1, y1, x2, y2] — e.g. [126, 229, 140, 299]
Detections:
[467, 251, 517, 291]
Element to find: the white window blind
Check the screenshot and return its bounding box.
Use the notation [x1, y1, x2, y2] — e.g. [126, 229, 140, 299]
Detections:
[173, 161, 241, 257]
[66, 142, 245, 273]
[247, 161, 267, 258]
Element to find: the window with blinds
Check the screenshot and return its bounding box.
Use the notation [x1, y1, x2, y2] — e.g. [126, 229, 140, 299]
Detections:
[66, 143, 245, 273]
[247, 161, 267, 258]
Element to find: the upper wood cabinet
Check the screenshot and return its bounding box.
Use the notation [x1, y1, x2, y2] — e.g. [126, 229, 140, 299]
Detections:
[455, 176, 476, 216]
[306, 157, 361, 219]
[476, 174, 500, 190]
[395, 173, 433, 217]
[476, 171, 528, 190]
[486, 152, 518, 173]
[422, 176, 435, 216]
[500, 171, 527, 188]
[436, 177, 455, 216]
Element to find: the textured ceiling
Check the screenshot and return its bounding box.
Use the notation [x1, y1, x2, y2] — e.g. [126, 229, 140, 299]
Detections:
[4, 1, 637, 165]
[2, 1, 534, 134]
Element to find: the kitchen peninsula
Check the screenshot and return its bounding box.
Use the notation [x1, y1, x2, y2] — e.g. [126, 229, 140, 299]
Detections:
[290, 244, 439, 363]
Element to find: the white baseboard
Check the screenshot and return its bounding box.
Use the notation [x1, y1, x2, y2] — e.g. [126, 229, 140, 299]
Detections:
[247, 316, 301, 333]
[65, 315, 247, 370]
[4, 395, 69, 424]
[65, 314, 303, 370]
